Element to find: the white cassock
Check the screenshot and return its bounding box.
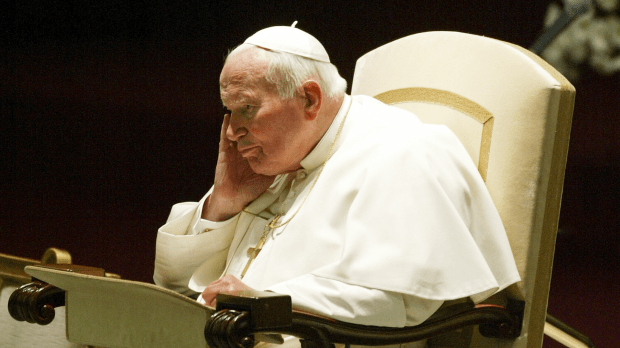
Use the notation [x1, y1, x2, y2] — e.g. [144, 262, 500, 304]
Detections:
[153, 95, 521, 333]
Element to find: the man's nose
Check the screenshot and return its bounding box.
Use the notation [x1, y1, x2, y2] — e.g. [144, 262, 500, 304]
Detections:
[226, 115, 248, 142]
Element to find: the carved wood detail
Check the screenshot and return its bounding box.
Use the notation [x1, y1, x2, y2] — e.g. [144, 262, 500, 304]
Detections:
[8, 281, 66, 325]
[7, 264, 107, 326]
[205, 309, 254, 348]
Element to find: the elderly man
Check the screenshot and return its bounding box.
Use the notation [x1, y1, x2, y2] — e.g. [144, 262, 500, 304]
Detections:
[154, 25, 520, 334]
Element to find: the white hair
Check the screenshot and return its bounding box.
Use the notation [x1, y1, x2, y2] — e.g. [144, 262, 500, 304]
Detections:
[226, 43, 347, 100]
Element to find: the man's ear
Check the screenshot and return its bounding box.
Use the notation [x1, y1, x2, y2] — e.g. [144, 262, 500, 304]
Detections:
[302, 80, 322, 120]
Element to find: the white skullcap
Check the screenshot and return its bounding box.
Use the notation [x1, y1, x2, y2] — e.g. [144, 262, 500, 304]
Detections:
[244, 22, 330, 63]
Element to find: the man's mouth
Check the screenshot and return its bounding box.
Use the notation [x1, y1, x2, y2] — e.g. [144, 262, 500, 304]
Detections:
[238, 146, 261, 158]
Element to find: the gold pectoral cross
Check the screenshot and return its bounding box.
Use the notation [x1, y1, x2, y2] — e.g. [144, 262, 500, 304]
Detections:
[240, 214, 282, 279]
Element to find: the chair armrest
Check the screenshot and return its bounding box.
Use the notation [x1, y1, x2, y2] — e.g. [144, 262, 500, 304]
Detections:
[8, 264, 106, 325]
[206, 292, 525, 348]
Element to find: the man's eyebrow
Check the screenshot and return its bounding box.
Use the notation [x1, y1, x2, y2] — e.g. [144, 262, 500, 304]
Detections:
[221, 89, 258, 108]
[221, 95, 249, 107]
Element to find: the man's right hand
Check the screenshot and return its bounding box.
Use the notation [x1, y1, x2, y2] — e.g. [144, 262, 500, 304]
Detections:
[202, 114, 275, 221]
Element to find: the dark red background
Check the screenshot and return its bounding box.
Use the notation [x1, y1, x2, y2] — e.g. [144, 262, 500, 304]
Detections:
[1, 1, 618, 347]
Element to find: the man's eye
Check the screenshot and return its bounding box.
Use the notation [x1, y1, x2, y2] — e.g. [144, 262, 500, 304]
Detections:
[244, 105, 253, 111]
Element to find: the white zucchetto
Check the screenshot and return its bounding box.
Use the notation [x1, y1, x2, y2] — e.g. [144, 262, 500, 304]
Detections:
[244, 23, 330, 63]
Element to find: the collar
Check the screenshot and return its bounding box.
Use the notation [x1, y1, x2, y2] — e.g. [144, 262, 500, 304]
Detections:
[300, 94, 352, 171]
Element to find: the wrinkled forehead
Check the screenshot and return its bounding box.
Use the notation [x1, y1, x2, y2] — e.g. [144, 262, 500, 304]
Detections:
[220, 47, 269, 85]
[219, 67, 264, 91]
[219, 49, 274, 105]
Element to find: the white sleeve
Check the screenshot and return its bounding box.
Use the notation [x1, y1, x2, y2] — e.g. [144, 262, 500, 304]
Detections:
[267, 274, 443, 327]
[154, 194, 239, 295]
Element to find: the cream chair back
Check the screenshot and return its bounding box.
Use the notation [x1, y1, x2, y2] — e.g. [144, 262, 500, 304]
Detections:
[351, 31, 575, 348]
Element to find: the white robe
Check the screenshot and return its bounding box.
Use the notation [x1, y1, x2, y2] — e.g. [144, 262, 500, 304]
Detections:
[153, 95, 520, 329]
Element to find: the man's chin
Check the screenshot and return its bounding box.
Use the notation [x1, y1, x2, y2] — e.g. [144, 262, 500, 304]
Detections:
[247, 158, 273, 176]
[247, 159, 285, 176]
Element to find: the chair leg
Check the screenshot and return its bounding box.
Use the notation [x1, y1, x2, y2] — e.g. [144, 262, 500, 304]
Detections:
[544, 313, 596, 348]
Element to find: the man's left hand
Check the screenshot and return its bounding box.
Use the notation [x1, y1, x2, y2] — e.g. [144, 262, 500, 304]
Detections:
[201, 274, 254, 307]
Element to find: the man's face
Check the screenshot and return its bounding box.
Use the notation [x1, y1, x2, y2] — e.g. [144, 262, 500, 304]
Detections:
[219, 49, 311, 176]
